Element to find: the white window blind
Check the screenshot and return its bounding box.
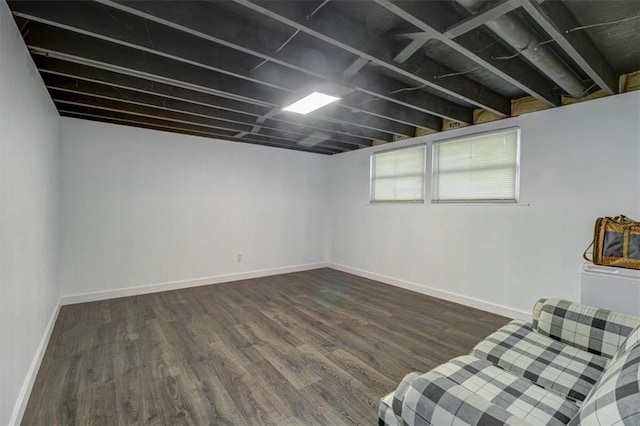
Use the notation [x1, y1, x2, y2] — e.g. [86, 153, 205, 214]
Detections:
[371, 145, 426, 202]
[432, 128, 519, 203]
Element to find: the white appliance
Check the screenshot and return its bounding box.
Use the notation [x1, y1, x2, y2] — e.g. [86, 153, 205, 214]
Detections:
[580, 262, 640, 316]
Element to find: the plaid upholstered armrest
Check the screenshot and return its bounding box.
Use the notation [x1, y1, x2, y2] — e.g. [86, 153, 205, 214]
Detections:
[399, 371, 528, 426]
[391, 372, 421, 418]
[531, 298, 640, 358]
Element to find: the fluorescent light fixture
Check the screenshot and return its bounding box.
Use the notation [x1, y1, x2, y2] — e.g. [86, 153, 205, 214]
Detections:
[282, 91, 340, 114]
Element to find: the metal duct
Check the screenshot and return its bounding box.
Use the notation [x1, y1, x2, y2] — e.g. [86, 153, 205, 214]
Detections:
[455, 0, 588, 98]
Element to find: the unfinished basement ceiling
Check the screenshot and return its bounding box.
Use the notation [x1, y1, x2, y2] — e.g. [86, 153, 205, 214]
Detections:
[9, 0, 640, 155]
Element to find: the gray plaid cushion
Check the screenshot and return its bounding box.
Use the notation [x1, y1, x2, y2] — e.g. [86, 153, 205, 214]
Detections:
[427, 355, 579, 425]
[402, 371, 528, 425]
[533, 299, 640, 358]
[569, 343, 640, 425]
[472, 320, 608, 402]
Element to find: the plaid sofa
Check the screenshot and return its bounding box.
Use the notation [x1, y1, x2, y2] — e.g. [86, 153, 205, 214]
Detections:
[379, 298, 640, 425]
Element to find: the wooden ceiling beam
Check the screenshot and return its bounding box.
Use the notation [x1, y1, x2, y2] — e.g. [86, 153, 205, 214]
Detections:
[45, 79, 368, 148]
[55, 101, 348, 153]
[518, 0, 618, 95]
[11, 0, 439, 133]
[375, 0, 560, 107]
[344, 93, 444, 133]
[232, 0, 511, 116]
[23, 25, 397, 142]
[350, 68, 474, 124]
[11, 4, 313, 90]
[442, 0, 521, 38]
[97, 0, 450, 129]
[36, 57, 271, 116]
[393, 39, 428, 64]
[35, 58, 378, 145]
[55, 94, 255, 134]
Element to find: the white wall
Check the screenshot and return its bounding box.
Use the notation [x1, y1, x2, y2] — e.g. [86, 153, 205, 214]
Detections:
[60, 118, 329, 297]
[0, 0, 61, 423]
[328, 91, 640, 317]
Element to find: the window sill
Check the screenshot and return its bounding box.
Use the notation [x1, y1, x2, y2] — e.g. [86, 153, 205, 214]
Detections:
[365, 202, 531, 207]
[431, 202, 531, 206]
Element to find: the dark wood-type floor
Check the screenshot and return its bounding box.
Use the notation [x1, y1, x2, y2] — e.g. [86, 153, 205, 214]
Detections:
[23, 268, 509, 425]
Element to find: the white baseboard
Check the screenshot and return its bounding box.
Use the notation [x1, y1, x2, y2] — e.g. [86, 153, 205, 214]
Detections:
[10, 299, 62, 426]
[328, 263, 531, 321]
[60, 262, 329, 305]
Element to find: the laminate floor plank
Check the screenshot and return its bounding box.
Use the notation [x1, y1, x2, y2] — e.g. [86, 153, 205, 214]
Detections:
[296, 344, 379, 420]
[260, 307, 339, 353]
[253, 343, 322, 390]
[325, 349, 397, 395]
[22, 268, 510, 425]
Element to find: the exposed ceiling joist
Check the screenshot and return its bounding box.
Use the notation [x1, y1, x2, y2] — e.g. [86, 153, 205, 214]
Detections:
[56, 95, 253, 134]
[39, 63, 373, 147]
[517, 0, 618, 95]
[94, 0, 333, 79]
[6, 0, 635, 155]
[28, 45, 277, 107]
[34, 56, 389, 145]
[27, 42, 396, 143]
[455, 0, 587, 98]
[376, 0, 560, 107]
[344, 93, 442, 132]
[46, 79, 367, 148]
[11, 6, 304, 93]
[36, 57, 269, 116]
[349, 68, 473, 124]
[348, 69, 471, 123]
[11, 9, 306, 92]
[11, 0, 446, 133]
[57, 101, 347, 153]
[231, 0, 511, 116]
[92, 0, 454, 128]
[393, 39, 428, 64]
[12, 4, 423, 139]
[442, 0, 521, 38]
[342, 57, 369, 78]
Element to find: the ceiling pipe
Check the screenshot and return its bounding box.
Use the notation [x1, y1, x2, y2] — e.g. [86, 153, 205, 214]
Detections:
[454, 0, 588, 98]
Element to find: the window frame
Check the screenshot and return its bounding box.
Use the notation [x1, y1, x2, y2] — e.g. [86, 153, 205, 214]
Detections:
[430, 127, 521, 204]
[369, 143, 427, 204]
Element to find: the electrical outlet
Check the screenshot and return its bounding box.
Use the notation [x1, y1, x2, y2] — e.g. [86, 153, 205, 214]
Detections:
[236, 254, 242, 263]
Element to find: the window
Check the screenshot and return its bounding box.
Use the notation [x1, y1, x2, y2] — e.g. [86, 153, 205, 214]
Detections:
[431, 128, 520, 203]
[370, 144, 426, 203]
